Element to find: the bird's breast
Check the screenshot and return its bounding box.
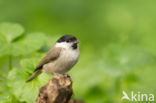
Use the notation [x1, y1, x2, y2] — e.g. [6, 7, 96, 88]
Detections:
[43, 48, 79, 74]
[61, 48, 79, 65]
[55, 48, 79, 73]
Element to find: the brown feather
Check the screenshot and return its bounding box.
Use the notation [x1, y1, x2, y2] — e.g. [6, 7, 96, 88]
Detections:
[34, 46, 62, 71]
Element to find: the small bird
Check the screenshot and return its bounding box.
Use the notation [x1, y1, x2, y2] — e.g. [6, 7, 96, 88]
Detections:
[26, 35, 80, 82]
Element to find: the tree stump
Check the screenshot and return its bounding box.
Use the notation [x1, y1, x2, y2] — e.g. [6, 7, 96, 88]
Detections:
[36, 74, 85, 103]
[36, 74, 73, 103]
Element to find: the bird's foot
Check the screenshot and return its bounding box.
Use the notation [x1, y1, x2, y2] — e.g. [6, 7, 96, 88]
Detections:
[54, 73, 62, 76]
[53, 73, 72, 81]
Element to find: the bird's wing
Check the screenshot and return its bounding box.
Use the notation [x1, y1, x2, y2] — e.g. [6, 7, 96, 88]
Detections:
[34, 46, 62, 71]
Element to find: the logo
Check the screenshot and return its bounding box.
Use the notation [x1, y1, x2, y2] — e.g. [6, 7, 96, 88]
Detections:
[121, 91, 154, 102]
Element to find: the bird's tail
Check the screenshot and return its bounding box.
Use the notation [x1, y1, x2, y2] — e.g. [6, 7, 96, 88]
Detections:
[26, 70, 41, 82]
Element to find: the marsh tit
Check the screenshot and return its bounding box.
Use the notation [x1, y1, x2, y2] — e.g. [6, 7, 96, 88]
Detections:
[26, 35, 80, 82]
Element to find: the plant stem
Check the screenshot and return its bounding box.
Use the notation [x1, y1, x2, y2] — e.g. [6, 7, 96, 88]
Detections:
[9, 55, 12, 70]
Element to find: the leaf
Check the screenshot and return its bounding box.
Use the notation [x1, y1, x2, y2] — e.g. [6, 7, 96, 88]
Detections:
[20, 57, 40, 73]
[0, 22, 24, 43]
[12, 32, 48, 56]
[0, 77, 19, 103]
[7, 58, 51, 103]
[19, 32, 47, 52]
[0, 32, 48, 56]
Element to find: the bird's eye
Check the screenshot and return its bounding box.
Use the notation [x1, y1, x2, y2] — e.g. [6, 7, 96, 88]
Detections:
[67, 40, 70, 42]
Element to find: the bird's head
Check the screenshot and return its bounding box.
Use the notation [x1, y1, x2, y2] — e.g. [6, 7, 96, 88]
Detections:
[56, 35, 79, 49]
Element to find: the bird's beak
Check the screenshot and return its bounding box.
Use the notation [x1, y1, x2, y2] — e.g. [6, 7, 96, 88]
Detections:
[75, 40, 79, 44]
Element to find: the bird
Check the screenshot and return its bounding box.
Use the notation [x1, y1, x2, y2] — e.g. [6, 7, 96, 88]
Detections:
[26, 35, 80, 82]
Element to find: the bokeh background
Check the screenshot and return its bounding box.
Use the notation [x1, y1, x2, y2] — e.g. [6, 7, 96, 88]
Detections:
[0, 0, 156, 103]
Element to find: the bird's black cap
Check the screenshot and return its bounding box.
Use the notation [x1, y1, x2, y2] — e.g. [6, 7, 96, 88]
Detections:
[57, 35, 77, 43]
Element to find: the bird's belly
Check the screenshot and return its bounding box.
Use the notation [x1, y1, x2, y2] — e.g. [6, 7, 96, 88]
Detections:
[43, 49, 79, 74]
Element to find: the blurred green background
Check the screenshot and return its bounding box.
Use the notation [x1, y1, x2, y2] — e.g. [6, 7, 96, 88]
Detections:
[0, 0, 156, 103]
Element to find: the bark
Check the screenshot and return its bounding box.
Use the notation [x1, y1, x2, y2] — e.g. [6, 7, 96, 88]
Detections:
[36, 74, 84, 103]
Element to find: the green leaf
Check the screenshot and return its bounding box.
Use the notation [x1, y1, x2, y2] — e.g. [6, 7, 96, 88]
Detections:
[20, 58, 40, 73]
[0, 32, 48, 56]
[19, 32, 47, 52]
[11, 32, 48, 56]
[7, 58, 51, 103]
[0, 22, 24, 43]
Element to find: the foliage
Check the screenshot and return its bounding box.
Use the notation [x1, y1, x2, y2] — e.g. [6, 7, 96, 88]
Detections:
[7, 58, 51, 103]
[0, 23, 52, 103]
[0, 23, 48, 56]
